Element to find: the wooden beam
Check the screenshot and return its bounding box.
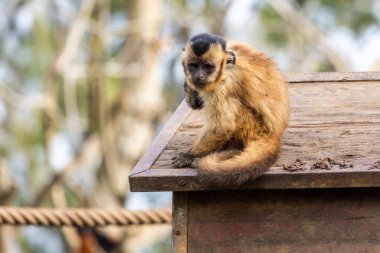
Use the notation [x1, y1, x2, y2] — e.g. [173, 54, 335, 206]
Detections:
[129, 100, 191, 176]
[285, 71, 380, 83]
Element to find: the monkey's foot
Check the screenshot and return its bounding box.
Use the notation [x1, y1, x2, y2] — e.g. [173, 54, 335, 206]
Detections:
[172, 153, 194, 168]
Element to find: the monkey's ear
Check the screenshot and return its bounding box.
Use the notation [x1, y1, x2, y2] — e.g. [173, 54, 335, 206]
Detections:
[226, 50, 235, 68]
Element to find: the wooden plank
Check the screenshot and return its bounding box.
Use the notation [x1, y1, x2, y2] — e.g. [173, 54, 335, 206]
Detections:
[129, 167, 380, 192]
[130, 169, 203, 192]
[285, 71, 380, 83]
[172, 192, 188, 253]
[129, 100, 191, 177]
[187, 189, 380, 253]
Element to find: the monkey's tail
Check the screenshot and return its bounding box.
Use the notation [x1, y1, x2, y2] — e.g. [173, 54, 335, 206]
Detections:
[197, 137, 280, 186]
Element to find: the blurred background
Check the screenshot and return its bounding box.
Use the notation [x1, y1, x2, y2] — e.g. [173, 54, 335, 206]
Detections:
[0, 0, 379, 252]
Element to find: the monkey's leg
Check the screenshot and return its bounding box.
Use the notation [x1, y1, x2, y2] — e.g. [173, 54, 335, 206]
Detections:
[191, 130, 231, 157]
[172, 128, 231, 168]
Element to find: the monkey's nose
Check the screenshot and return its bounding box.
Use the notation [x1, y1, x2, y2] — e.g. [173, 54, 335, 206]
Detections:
[195, 75, 205, 82]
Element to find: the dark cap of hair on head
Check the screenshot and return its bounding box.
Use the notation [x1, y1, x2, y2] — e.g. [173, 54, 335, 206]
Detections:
[189, 33, 226, 56]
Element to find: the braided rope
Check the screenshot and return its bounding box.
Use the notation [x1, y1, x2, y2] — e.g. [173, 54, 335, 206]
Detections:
[0, 207, 171, 227]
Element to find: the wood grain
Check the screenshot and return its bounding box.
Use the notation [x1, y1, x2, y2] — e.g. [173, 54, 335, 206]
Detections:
[186, 189, 380, 253]
[130, 74, 380, 192]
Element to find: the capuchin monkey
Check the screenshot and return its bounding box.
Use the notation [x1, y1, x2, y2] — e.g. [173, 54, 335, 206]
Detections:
[172, 33, 289, 186]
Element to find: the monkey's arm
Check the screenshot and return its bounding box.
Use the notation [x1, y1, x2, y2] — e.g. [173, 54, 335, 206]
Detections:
[184, 82, 204, 110]
[172, 126, 232, 168]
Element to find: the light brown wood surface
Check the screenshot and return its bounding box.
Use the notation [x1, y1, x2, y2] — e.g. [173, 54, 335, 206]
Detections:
[130, 72, 380, 192]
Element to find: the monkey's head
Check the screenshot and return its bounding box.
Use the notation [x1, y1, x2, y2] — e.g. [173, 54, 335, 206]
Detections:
[181, 33, 235, 93]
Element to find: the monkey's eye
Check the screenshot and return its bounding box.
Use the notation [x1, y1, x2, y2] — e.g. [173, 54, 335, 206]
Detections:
[188, 63, 198, 69]
[203, 64, 214, 70]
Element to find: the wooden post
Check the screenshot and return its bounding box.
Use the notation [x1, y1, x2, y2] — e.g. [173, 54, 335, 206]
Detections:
[172, 192, 188, 252]
[130, 72, 380, 252]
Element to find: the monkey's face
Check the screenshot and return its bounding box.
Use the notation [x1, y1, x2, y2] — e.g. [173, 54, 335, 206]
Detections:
[181, 33, 236, 93]
[182, 44, 228, 92]
[186, 58, 218, 89]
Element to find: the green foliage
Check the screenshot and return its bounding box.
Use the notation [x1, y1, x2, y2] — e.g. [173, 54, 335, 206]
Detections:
[62, 184, 83, 208]
[150, 239, 171, 253]
[110, 0, 130, 14]
[256, 0, 379, 71]
[105, 77, 124, 106]
[317, 59, 336, 72]
[259, 5, 287, 46]
[8, 112, 43, 149]
[321, 0, 377, 34]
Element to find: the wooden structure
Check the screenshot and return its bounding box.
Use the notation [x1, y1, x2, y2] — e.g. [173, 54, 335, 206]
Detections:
[129, 72, 380, 252]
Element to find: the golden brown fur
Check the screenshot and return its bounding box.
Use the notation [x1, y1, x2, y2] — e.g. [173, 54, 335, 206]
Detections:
[173, 35, 289, 186]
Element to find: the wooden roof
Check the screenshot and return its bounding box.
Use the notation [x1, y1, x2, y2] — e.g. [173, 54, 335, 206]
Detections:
[129, 72, 380, 192]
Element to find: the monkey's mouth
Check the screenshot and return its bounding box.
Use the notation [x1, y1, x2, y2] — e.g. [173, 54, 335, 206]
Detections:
[192, 80, 209, 89]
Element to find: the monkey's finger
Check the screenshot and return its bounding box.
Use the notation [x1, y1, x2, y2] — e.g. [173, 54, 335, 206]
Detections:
[191, 158, 199, 168]
[172, 160, 183, 168]
[173, 159, 189, 168]
[172, 158, 179, 166]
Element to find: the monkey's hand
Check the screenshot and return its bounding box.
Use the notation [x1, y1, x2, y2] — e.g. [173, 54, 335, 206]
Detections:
[184, 82, 204, 110]
[172, 152, 199, 168]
